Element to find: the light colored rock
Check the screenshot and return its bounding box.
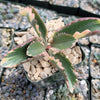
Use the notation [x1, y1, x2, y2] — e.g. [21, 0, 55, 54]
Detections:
[21, 34, 27, 42]
[75, 46, 81, 55]
[40, 72, 48, 79]
[34, 72, 40, 80]
[26, 33, 34, 39]
[37, 77, 41, 81]
[55, 67, 58, 71]
[36, 67, 43, 72]
[71, 49, 77, 56]
[41, 61, 50, 67]
[44, 68, 51, 74]
[43, 56, 49, 61]
[14, 37, 20, 42]
[39, 57, 43, 62]
[36, 63, 41, 68]
[31, 77, 35, 81]
[16, 39, 23, 45]
[28, 73, 31, 78]
[15, 32, 27, 36]
[23, 62, 31, 72]
[63, 48, 71, 55]
[31, 59, 38, 65]
[67, 54, 76, 64]
[28, 27, 38, 37]
[51, 68, 56, 73]
[30, 65, 36, 74]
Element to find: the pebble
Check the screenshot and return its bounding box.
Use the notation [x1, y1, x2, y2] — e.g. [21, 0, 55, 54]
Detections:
[4, 93, 9, 97]
[16, 91, 23, 95]
[12, 7, 19, 14]
[6, 13, 14, 19]
[0, 15, 3, 20]
[28, 84, 33, 91]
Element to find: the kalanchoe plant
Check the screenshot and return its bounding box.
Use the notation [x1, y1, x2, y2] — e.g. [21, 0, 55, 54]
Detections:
[1, 6, 100, 93]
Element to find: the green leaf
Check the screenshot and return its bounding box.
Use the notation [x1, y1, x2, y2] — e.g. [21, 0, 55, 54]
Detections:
[1, 39, 34, 68]
[55, 18, 100, 36]
[51, 34, 75, 50]
[31, 7, 47, 41]
[54, 53, 76, 93]
[27, 41, 46, 57]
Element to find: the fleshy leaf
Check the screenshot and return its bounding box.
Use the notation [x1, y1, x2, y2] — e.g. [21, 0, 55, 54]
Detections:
[27, 41, 46, 57]
[31, 7, 47, 41]
[51, 33, 75, 50]
[1, 38, 35, 68]
[54, 18, 100, 36]
[54, 53, 76, 93]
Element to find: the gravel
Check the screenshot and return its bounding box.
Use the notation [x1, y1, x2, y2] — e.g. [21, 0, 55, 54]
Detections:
[90, 46, 100, 78]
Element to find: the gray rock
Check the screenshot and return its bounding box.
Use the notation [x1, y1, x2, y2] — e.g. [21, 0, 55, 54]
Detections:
[6, 13, 14, 19]
[0, 15, 3, 20]
[2, 5, 7, 10]
[19, 24, 25, 29]
[16, 95, 20, 100]
[96, 0, 100, 5]
[0, 9, 5, 14]
[7, 9, 11, 13]
[0, 88, 2, 93]
[28, 84, 33, 90]
[19, 97, 24, 100]
[12, 7, 19, 14]
[4, 92, 9, 97]
[16, 90, 23, 95]
[2, 86, 8, 93]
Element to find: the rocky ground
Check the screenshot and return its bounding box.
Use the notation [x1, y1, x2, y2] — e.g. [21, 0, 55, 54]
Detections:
[0, 0, 100, 100]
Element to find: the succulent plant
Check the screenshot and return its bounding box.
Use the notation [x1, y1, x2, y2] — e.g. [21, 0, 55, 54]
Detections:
[1, 6, 100, 92]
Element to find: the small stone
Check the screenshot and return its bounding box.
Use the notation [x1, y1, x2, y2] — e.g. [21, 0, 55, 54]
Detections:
[31, 59, 38, 65]
[4, 93, 9, 97]
[16, 90, 23, 95]
[30, 77, 35, 81]
[16, 39, 23, 45]
[0, 15, 3, 20]
[63, 48, 71, 55]
[49, 90, 54, 95]
[41, 61, 50, 67]
[20, 24, 25, 29]
[75, 46, 81, 55]
[6, 13, 14, 19]
[12, 7, 19, 14]
[71, 49, 77, 56]
[15, 32, 27, 36]
[23, 62, 31, 72]
[67, 54, 76, 65]
[21, 35, 27, 42]
[43, 56, 49, 61]
[37, 77, 41, 81]
[40, 71, 47, 79]
[28, 84, 33, 90]
[36, 63, 41, 68]
[30, 65, 36, 74]
[2, 86, 8, 93]
[51, 68, 56, 73]
[34, 68, 42, 79]
[19, 97, 23, 100]
[44, 68, 51, 74]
